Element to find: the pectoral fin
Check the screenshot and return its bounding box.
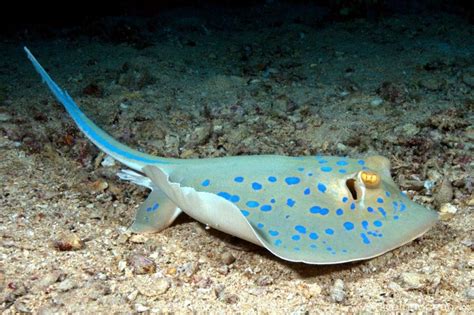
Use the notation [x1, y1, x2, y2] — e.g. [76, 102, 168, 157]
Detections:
[130, 188, 182, 233]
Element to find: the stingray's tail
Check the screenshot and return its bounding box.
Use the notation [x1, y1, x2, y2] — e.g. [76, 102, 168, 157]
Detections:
[24, 47, 178, 172]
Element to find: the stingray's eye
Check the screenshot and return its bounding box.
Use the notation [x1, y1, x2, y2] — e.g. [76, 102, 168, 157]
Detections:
[360, 171, 381, 188]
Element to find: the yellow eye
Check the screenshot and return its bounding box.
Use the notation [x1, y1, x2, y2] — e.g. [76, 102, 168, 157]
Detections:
[360, 171, 381, 188]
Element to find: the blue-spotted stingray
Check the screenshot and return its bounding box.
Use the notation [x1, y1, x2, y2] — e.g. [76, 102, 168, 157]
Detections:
[25, 47, 438, 264]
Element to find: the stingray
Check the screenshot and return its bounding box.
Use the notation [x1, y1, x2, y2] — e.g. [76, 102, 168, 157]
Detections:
[24, 47, 438, 264]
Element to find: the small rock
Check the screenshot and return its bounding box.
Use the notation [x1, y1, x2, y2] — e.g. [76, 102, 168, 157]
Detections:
[330, 279, 345, 303]
[465, 287, 474, 299]
[135, 303, 149, 313]
[34, 271, 63, 290]
[57, 278, 77, 292]
[419, 78, 443, 91]
[0, 112, 12, 122]
[438, 203, 457, 221]
[396, 123, 420, 137]
[129, 234, 148, 244]
[370, 97, 383, 107]
[221, 252, 236, 265]
[101, 155, 116, 167]
[255, 275, 273, 286]
[399, 272, 424, 290]
[14, 301, 31, 313]
[305, 283, 322, 298]
[52, 233, 84, 251]
[128, 254, 156, 275]
[134, 276, 170, 297]
[90, 179, 108, 193]
[434, 178, 453, 206]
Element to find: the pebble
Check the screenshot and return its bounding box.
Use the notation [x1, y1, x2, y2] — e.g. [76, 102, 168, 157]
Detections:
[255, 275, 273, 286]
[135, 303, 150, 313]
[438, 203, 457, 221]
[434, 178, 453, 206]
[134, 276, 170, 297]
[330, 279, 345, 303]
[399, 272, 424, 290]
[0, 112, 11, 122]
[465, 287, 474, 299]
[370, 97, 383, 107]
[129, 234, 148, 244]
[127, 254, 156, 275]
[52, 233, 84, 251]
[57, 278, 77, 292]
[397, 123, 420, 137]
[419, 77, 443, 91]
[34, 271, 63, 290]
[221, 252, 236, 265]
[101, 155, 116, 167]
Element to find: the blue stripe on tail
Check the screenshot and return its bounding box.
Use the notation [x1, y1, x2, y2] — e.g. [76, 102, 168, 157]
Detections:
[24, 47, 169, 165]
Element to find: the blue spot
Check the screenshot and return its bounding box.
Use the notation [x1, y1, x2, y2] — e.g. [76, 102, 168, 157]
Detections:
[377, 197, 384, 204]
[269, 230, 279, 237]
[310, 244, 317, 249]
[241, 210, 249, 216]
[297, 167, 304, 172]
[246, 201, 259, 208]
[294, 247, 301, 251]
[257, 223, 264, 229]
[274, 239, 282, 246]
[394, 215, 399, 220]
[152, 203, 159, 210]
[252, 182, 262, 190]
[338, 169, 347, 174]
[367, 206, 374, 213]
[270, 198, 276, 204]
[373, 220, 383, 227]
[360, 233, 370, 244]
[309, 232, 319, 240]
[287, 198, 295, 207]
[342, 196, 348, 203]
[343, 222, 355, 231]
[358, 160, 365, 165]
[321, 166, 332, 172]
[378, 207, 387, 217]
[350, 202, 356, 210]
[260, 205, 272, 212]
[291, 235, 301, 241]
[304, 188, 311, 195]
[362, 220, 369, 230]
[385, 191, 391, 197]
[146, 207, 152, 212]
[268, 176, 277, 183]
[325, 228, 334, 235]
[392, 201, 399, 209]
[318, 159, 328, 164]
[362, 166, 369, 170]
[308, 173, 313, 176]
[337, 160, 349, 166]
[285, 177, 300, 185]
[309, 206, 329, 215]
[336, 208, 344, 216]
[317, 183, 327, 193]
[217, 192, 231, 200]
[230, 195, 240, 203]
[234, 176, 244, 183]
[201, 179, 210, 187]
[400, 203, 406, 211]
[295, 225, 306, 234]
